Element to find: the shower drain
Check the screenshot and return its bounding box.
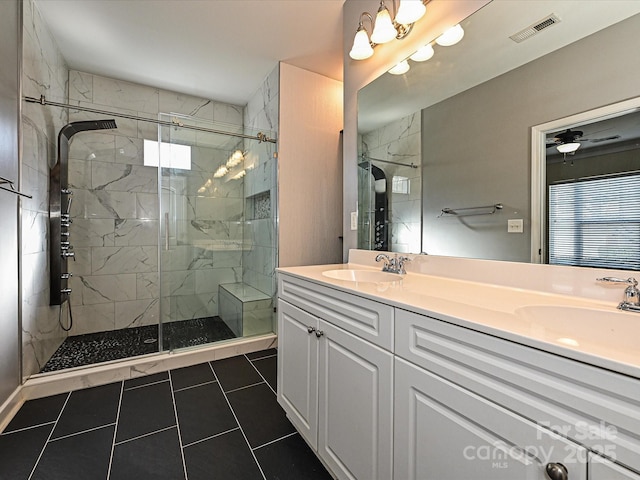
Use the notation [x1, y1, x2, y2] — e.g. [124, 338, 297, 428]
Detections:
[143, 338, 158, 344]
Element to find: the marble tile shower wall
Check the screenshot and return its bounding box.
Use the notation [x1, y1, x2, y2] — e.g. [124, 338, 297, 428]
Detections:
[360, 112, 422, 253]
[242, 66, 279, 298]
[21, 0, 70, 378]
[66, 70, 246, 335]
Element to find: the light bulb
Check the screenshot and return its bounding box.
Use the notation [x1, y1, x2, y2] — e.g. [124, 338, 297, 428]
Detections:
[389, 60, 410, 75]
[349, 27, 374, 60]
[410, 44, 434, 62]
[395, 0, 426, 25]
[556, 142, 580, 153]
[226, 150, 244, 168]
[213, 165, 228, 178]
[436, 24, 465, 46]
[371, 3, 397, 44]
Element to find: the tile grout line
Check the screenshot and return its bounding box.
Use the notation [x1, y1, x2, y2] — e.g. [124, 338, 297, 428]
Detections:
[181, 426, 240, 449]
[224, 381, 265, 395]
[208, 361, 267, 480]
[106, 380, 124, 480]
[173, 379, 219, 393]
[49, 422, 116, 442]
[168, 370, 189, 480]
[113, 425, 177, 447]
[123, 378, 169, 391]
[0, 420, 57, 436]
[27, 391, 72, 480]
[245, 354, 276, 396]
[252, 431, 298, 451]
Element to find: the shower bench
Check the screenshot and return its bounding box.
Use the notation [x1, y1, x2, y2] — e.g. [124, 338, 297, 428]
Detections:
[219, 283, 273, 337]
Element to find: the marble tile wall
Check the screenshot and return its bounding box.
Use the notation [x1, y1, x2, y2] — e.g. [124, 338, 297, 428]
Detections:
[359, 112, 422, 253]
[242, 66, 279, 299]
[66, 70, 248, 333]
[21, 0, 69, 378]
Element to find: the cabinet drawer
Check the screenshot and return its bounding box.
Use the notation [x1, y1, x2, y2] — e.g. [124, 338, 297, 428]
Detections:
[278, 274, 394, 351]
[395, 308, 640, 473]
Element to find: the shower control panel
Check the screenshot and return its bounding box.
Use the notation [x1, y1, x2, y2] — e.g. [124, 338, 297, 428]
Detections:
[50, 120, 117, 305]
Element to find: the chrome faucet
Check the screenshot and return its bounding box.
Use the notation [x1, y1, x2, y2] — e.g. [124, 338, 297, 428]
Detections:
[375, 253, 411, 274]
[597, 277, 640, 312]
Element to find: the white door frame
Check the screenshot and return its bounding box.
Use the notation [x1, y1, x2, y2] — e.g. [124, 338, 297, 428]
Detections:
[530, 97, 640, 263]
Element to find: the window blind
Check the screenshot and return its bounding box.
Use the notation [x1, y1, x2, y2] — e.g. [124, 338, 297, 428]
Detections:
[548, 173, 640, 270]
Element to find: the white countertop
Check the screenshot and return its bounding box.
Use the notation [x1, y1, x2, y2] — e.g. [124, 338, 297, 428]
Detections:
[277, 261, 640, 379]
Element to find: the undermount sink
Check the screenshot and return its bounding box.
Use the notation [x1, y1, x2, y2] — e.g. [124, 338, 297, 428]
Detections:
[322, 269, 403, 283]
[514, 305, 637, 350]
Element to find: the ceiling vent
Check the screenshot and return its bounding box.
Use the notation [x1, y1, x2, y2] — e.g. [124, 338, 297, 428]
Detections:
[509, 14, 561, 43]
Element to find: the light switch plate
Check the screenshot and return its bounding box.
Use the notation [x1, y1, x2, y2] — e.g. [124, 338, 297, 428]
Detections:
[508, 219, 524, 233]
[350, 211, 358, 231]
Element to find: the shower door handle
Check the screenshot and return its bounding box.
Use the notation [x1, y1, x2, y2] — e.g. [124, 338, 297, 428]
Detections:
[165, 212, 169, 250]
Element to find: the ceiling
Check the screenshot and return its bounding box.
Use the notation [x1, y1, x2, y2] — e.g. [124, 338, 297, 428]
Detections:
[34, 0, 346, 106]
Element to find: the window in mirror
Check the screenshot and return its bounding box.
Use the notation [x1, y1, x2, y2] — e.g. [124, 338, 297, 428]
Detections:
[548, 173, 640, 270]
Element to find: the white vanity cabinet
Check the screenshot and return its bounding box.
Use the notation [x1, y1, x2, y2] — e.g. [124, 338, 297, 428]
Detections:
[277, 275, 394, 480]
[590, 454, 640, 480]
[395, 308, 640, 480]
[394, 357, 588, 480]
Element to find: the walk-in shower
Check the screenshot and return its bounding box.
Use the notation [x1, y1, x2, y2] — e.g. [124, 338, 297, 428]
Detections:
[358, 155, 421, 253]
[26, 93, 277, 374]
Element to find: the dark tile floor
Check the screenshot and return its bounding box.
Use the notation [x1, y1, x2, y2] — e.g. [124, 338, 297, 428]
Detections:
[2, 349, 333, 480]
[41, 316, 236, 373]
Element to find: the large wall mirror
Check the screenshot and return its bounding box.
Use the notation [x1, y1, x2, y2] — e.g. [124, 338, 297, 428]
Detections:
[357, 0, 640, 267]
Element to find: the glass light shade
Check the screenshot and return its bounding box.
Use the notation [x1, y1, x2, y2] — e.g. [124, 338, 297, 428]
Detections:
[436, 24, 465, 46]
[556, 142, 580, 153]
[395, 0, 426, 25]
[389, 60, 410, 75]
[371, 6, 397, 44]
[410, 44, 434, 62]
[213, 165, 228, 178]
[349, 28, 374, 60]
[226, 150, 244, 168]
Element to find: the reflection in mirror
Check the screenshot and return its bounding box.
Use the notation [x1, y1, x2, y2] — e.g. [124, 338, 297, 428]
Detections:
[357, 1, 640, 265]
[533, 100, 640, 270]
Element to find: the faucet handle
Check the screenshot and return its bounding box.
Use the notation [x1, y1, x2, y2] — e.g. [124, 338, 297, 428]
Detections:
[597, 277, 640, 308]
[397, 256, 411, 274]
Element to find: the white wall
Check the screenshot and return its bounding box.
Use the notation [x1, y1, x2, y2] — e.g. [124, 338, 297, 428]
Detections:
[278, 63, 343, 267]
[342, 0, 490, 261]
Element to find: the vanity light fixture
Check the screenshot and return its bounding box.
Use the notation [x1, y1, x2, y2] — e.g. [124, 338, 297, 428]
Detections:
[435, 24, 465, 46]
[349, 13, 375, 60]
[213, 165, 228, 178]
[409, 43, 434, 62]
[349, 0, 429, 61]
[226, 149, 244, 168]
[389, 60, 410, 75]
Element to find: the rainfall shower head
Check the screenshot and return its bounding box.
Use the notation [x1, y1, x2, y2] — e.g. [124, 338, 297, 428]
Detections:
[59, 119, 117, 141]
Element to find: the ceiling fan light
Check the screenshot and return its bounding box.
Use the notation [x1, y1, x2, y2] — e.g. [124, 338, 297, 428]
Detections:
[389, 60, 410, 75]
[410, 43, 434, 62]
[371, 3, 397, 44]
[350, 27, 374, 60]
[436, 24, 465, 46]
[395, 0, 426, 25]
[556, 142, 580, 153]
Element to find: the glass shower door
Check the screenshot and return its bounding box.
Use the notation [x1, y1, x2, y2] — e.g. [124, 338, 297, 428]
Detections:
[158, 114, 277, 352]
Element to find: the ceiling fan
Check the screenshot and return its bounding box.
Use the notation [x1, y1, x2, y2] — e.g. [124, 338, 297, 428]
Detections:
[545, 128, 621, 150]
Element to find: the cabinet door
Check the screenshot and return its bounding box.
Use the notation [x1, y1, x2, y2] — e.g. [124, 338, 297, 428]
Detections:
[277, 300, 319, 448]
[590, 454, 640, 480]
[394, 358, 588, 480]
[317, 319, 393, 480]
